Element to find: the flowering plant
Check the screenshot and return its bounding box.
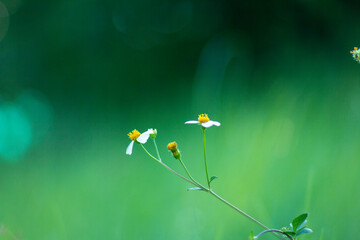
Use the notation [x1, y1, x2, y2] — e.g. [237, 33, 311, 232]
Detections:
[126, 113, 312, 240]
[350, 47, 360, 63]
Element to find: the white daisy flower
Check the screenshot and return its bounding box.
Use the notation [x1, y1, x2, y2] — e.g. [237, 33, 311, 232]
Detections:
[126, 129, 153, 155]
[138, 128, 157, 141]
[185, 114, 221, 128]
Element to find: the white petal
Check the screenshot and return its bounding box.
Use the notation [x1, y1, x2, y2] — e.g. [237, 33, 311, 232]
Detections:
[202, 120, 221, 128]
[146, 128, 156, 134]
[211, 120, 221, 126]
[126, 141, 134, 155]
[185, 120, 200, 124]
[137, 132, 150, 143]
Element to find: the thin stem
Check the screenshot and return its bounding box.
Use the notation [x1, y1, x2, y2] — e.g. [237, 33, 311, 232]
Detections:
[152, 138, 161, 161]
[209, 190, 284, 240]
[139, 144, 284, 240]
[202, 128, 210, 188]
[209, 190, 269, 229]
[178, 158, 197, 184]
[256, 229, 293, 240]
[140, 144, 204, 189]
[140, 143, 160, 162]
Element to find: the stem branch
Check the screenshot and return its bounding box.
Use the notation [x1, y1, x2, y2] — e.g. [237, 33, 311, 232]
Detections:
[140, 144, 285, 240]
[178, 158, 198, 185]
[152, 138, 161, 161]
[140, 144, 203, 188]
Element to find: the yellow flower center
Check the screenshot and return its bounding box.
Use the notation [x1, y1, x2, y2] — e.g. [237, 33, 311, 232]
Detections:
[167, 141, 178, 151]
[355, 47, 358, 50]
[128, 129, 141, 141]
[198, 113, 210, 123]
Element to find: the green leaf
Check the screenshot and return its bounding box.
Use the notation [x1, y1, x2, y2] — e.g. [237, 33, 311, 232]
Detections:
[209, 176, 218, 184]
[297, 219, 307, 231]
[296, 228, 313, 236]
[249, 231, 254, 240]
[187, 187, 204, 191]
[292, 213, 308, 232]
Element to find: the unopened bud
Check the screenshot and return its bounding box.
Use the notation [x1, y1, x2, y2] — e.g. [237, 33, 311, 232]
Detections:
[150, 129, 157, 139]
[167, 141, 181, 160]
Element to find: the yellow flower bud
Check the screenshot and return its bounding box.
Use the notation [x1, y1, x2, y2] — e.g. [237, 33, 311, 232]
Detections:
[167, 141, 177, 150]
[167, 141, 181, 160]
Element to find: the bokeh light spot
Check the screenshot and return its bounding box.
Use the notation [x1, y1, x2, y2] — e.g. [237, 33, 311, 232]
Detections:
[0, 90, 53, 162]
[17, 90, 53, 144]
[0, 103, 32, 161]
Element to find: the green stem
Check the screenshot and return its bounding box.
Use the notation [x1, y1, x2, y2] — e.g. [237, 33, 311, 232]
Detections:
[209, 190, 267, 227]
[209, 190, 284, 239]
[140, 144, 204, 189]
[152, 138, 161, 161]
[256, 229, 293, 240]
[202, 128, 210, 188]
[178, 158, 197, 184]
[139, 144, 284, 240]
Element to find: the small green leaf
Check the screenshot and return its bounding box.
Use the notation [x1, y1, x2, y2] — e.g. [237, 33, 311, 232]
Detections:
[249, 231, 254, 240]
[296, 228, 313, 236]
[292, 213, 308, 232]
[187, 187, 204, 191]
[296, 219, 307, 231]
[209, 176, 218, 184]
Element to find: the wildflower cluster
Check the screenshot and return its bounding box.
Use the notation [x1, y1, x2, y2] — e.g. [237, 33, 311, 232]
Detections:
[125, 113, 312, 240]
[350, 47, 360, 63]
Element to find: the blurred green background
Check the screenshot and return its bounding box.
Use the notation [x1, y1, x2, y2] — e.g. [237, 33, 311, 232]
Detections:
[0, 0, 360, 239]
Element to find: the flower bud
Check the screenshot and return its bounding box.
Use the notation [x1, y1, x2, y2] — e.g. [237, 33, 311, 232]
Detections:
[150, 129, 157, 139]
[350, 47, 360, 63]
[167, 141, 181, 160]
